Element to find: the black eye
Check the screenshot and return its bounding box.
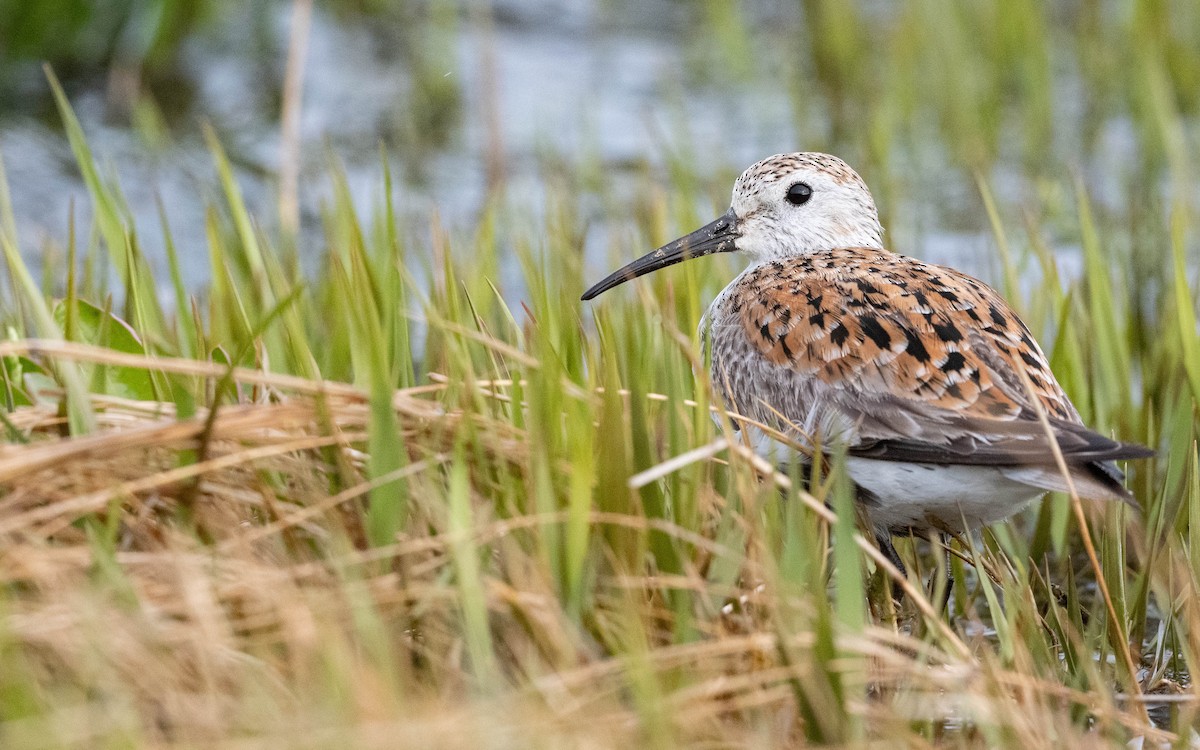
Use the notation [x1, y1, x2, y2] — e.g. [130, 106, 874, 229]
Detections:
[786, 182, 813, 206]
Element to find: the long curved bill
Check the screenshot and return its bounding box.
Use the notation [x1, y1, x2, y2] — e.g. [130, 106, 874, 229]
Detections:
[580, 209, 740, 301]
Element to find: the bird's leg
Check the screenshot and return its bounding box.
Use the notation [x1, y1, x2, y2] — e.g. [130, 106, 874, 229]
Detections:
[938, 533, 954, 615]
[876, 533, 907, 603]
[877, 534, 907, 578]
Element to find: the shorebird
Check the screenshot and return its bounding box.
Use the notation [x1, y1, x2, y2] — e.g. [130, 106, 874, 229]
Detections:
[581, 152, 1152, 595]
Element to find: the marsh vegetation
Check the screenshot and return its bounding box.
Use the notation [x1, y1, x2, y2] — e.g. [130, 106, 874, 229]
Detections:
[1, 1, 1199, 746]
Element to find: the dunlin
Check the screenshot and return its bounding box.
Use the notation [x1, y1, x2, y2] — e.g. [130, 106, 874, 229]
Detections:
[582, 152, 1152, 592]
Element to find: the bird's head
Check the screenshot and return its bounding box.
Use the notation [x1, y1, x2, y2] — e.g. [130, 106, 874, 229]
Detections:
[581, 152, 883, 301]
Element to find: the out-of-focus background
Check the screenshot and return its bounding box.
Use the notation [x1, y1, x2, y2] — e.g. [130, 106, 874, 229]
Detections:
[3, 0, 1197, 285]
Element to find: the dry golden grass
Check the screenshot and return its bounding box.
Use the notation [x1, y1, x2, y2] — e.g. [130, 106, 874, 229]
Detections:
[0, 340, 1186, 748]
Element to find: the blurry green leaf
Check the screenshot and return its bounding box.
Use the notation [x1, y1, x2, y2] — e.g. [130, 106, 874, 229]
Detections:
[52, 299, 154, 401]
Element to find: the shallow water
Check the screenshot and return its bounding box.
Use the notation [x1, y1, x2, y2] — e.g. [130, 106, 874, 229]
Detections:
[0, 0, 1147, 293]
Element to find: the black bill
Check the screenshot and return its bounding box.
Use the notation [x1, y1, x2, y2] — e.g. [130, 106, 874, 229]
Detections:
[580, 209, 740, 301]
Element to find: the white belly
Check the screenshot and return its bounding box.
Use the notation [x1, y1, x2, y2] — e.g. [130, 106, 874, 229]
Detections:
[745, 429, 1043, 533]
[845, 457, 1044, 533]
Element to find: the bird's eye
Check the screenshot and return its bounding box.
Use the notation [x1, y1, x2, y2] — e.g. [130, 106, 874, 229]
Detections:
[786, 182, 813, 206]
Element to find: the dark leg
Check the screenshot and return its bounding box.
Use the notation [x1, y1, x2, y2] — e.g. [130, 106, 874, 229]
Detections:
[939, 533, 954, 615]
[873, 530, 907, 600]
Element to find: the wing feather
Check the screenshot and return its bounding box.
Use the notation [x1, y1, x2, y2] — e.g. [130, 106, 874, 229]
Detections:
[712, 248, 1150, 469]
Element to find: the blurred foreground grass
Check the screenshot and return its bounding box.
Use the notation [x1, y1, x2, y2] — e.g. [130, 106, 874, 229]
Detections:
[1, 2, 1200, 747]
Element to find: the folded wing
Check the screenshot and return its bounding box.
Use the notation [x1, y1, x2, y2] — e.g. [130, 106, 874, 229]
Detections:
[721, 248, 1151, 498]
